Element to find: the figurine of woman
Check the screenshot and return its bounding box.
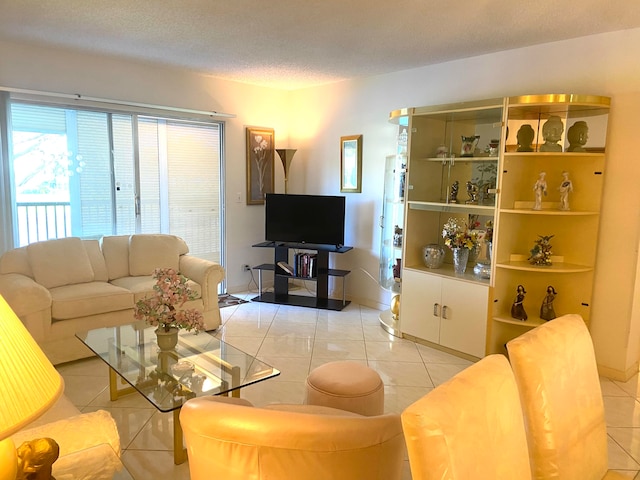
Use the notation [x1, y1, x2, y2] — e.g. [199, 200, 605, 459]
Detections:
[540, 115, 564, 152]
[540, 285, 557, 321]
[533, 171, 547, 210]
[511, 284, 528, 321]
[558, 171, 573, 211]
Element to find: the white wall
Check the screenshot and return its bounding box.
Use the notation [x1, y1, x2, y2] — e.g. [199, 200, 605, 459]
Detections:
[0, 38, 291, 292]
[288, 28, 640, 379]
[2, 27, 639, 378]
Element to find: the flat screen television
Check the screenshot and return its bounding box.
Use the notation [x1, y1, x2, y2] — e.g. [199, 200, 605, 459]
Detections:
[265, 193, 346, 247]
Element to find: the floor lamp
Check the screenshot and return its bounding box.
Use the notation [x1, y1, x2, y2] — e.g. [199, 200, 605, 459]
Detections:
[0, 295, 64, 480]
[276, 149, 297, 194]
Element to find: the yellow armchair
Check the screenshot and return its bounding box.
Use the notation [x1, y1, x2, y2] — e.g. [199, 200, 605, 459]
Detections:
[179, 396, 405, 480]
[507, 314, 632, 479]
[401, 355, 532, 479]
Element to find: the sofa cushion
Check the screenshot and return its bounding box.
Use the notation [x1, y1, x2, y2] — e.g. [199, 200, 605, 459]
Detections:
[0, 246, 33, 277]
[129, 234, 183, 276]
[111, 275, 202, 302]
[50, 282, 133, 320]
[27, 238, 94, 289]
[83, 239, 109, 282]
[101, 235, 130, 280]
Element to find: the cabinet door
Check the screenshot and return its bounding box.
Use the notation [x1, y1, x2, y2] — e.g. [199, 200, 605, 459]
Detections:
[440, 279, 488, 358]
[399, 269, 441, 343]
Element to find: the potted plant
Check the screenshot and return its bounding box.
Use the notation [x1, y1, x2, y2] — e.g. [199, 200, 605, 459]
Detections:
[134, 267, 204, 350]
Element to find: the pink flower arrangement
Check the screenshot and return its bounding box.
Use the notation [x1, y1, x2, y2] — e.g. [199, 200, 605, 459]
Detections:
[134, 268, 204, 333]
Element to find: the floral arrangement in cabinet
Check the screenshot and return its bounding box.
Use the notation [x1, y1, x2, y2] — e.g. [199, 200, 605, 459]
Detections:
[134, 267, 205, 333]
[528, 235, 554, 266]
[442, 218, 479, 250]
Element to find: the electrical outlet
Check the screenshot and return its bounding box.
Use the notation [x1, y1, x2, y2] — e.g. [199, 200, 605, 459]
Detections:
[242, 264, 251, 272]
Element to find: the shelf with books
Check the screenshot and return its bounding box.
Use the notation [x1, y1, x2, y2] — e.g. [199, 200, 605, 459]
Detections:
[251, 242, 352, 311]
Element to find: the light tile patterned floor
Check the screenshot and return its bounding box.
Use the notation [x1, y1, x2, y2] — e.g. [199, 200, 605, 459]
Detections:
[57, 294, 640, 479]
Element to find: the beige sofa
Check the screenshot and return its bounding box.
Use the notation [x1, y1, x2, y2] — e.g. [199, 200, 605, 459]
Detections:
[0, 234, 225, 364]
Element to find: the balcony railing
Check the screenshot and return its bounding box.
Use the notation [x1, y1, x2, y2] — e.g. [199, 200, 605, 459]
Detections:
[16, 202, 72, 246]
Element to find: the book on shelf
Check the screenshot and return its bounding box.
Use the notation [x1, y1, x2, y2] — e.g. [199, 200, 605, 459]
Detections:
[277, 261, 295, 275]
[293, 252, 317, 278]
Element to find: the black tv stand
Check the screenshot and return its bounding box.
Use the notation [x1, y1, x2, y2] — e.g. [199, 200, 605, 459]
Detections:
[251, 241, 353, 311]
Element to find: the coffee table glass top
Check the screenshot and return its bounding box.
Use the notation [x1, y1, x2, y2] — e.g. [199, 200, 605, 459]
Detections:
[77, 321, 280, 412]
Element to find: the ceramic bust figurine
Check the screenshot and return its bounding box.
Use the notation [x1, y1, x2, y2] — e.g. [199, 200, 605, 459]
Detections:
[516, 124, 535, 152]
[566, 121, 589, 152]
[540, 115, 564, 152]
[558, 171, 573, 211]
[533, 171, 547, 210]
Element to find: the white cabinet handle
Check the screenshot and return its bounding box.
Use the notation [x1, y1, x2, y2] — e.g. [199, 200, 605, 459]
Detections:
[433, 303, 440, 317]
[442, 305, 449, 319]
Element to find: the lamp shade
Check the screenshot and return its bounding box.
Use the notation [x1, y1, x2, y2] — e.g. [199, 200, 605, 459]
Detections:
[275, 149, 297, 193]
[0, 294, 63, 440]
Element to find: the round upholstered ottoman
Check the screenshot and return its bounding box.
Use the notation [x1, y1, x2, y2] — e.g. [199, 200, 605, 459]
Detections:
[304, 361, 384, 416]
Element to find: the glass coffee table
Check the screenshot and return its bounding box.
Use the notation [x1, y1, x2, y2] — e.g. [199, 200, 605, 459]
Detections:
[76, 321, 280, 464]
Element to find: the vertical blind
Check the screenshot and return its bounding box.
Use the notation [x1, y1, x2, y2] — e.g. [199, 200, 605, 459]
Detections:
[8, 102, 223, 264]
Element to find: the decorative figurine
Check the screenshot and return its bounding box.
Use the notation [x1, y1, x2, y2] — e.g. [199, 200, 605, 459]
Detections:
[449, 180, 459, 203]
[436, 144, 448, 158]
[529, 234, 554, 266]
[540, 115, 564, 152]
[16, 437, 60, 480]
[487, 139, 500, 156]
[398, 163, 406, 198]
[465, 181, 479, 204]
[540, 285, 558, 321]
[516, 124, 535, 152]
[393, 225, 403, 247]
[461, 135, 480, 157]
[511, 284, 528, 321]
[533, 171, 547, 210]
[566, 121, 589, 152]
[392, 258, 402, 280]
[558, 171, 573, 211]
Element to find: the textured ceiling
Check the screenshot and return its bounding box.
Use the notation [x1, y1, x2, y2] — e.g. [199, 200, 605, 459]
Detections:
[2, 0, 640, 90]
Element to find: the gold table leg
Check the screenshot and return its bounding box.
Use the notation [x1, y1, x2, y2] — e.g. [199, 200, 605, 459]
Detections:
[173, 409, 187, 465]
[108, 367, 136, 401]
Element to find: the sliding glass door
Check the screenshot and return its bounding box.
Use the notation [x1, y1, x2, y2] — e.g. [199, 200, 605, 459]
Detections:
[7, 102, 223, 265]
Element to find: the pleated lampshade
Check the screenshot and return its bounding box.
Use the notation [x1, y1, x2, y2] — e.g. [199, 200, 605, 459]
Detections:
[0, 294, 63, 476]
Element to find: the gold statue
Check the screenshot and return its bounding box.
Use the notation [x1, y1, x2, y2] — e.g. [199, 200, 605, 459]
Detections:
[16, 437, 60, 480]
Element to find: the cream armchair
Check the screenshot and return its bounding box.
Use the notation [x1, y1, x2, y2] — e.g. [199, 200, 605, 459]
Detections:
[507, 314, 632, 479]
[401, 354, 532, 479]
[179, 397, 405, 480]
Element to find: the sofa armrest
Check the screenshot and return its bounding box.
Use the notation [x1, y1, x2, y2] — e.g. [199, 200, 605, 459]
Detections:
[179, 255, 225, 310]
[11, 410, 121, 458]
[0, 273, 52, 340]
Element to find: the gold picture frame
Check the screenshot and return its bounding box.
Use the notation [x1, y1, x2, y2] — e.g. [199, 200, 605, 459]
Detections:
[246, 127, 275, 205]
[340, 134, 362, 193]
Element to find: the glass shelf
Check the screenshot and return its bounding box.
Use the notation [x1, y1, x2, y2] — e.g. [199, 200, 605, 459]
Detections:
[493, 315, 545, 328]
[409, 201, 495, 215]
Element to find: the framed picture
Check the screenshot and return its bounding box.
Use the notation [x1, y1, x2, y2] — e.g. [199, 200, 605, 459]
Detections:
[246, 127, 275, 205]
[340, 134, 362, 193]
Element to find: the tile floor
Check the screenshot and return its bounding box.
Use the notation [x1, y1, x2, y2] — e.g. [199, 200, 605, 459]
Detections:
[57, 293, 640, 479]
